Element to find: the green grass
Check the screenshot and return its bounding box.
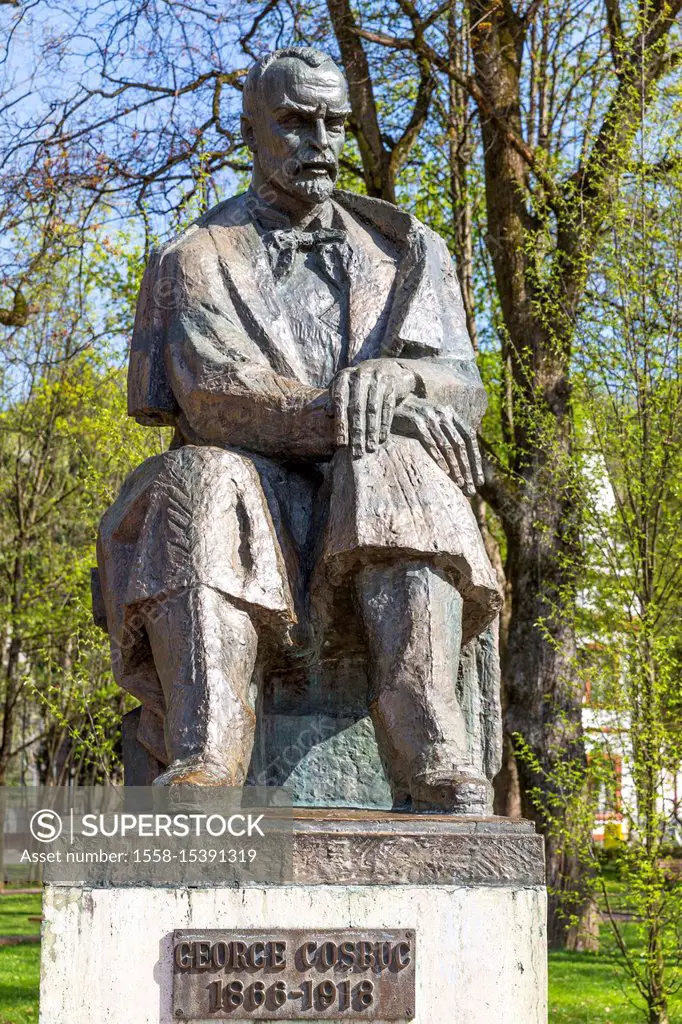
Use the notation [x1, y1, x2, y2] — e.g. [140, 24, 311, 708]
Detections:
[549, 948, 681, 1023]
[0, 895, 41, 939]
[0, 892, 41, 1024]
[0, 946, 39, 1024]
[549, 916, 682, 1023]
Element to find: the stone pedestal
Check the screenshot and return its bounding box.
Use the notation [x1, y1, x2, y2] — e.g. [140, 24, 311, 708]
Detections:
[39, 811, 547, 1024]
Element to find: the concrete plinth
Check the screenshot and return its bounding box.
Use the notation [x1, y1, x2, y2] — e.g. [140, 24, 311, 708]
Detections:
[39, 811, 547, 1024]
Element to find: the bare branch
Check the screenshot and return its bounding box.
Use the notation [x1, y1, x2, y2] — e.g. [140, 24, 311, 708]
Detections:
[354, 23, 563, 207]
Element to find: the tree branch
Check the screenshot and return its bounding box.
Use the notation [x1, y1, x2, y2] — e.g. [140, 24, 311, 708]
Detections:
[566, 4, 682, 236]
[390, 0, 439, 177]
[327, 0, 390, 199]
[355, 23, 562, 208]
[0, 286, 33, 328]
[328, 0, 440, 200]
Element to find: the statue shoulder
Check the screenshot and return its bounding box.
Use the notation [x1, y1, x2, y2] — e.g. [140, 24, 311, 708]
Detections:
[332, 189, 415, 247]
[332, 189, 450, 258]
[149, 193, 252, 266]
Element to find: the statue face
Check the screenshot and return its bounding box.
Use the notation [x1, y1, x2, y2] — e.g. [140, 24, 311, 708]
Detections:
[246, 57, 350, 206]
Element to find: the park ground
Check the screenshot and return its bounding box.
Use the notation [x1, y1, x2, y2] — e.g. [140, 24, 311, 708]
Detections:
[0, 890, 680, 1023]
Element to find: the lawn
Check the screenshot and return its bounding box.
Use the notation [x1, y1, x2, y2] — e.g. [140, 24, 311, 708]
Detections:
[0, 946, 39, 1024]
[0, 892, 41, 1024]
[547, 872, 682, 1023]
[0, 891, 680, 1023]
[549, 948, 682, 1023]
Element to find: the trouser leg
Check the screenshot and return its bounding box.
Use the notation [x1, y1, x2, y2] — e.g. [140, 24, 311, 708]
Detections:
[355, 562, 492, 813]
[142, 585, 258, 785]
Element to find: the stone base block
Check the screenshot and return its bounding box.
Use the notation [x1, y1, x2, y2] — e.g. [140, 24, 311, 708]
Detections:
[39, 812, 547, 1024]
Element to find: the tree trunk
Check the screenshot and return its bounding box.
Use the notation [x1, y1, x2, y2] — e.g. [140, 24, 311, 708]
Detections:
[646, 923, 669, 1024]
[503, 467, 586, 948]
[327, 0, 394, 201]
[462, 0, 595, 946]
[446, 1, 478, 352]
[566, 897, 600, 953]
[0, 549, 26, 785]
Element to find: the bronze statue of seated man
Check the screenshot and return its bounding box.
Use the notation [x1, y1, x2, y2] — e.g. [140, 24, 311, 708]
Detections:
[96, 46, 503, 814]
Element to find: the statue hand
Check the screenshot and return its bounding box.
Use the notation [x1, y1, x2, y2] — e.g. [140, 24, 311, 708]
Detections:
[331, 360, 416, 457]
[391, 395, 484, 496]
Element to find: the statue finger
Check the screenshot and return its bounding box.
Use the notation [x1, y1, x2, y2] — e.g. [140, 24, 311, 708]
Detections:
[349, 372, 370, 457]
[413, 414, 449, 475]
[425, 413, 465, 488]
[366, 377, 385, 452]
[449, 412, 484, 489]
[380, 383, 396, 444]
[439, 414, 475, 495]
[333, 371, 351, 447]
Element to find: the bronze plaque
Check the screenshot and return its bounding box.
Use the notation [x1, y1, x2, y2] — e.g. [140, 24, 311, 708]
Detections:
[172, 929, 416, 1020]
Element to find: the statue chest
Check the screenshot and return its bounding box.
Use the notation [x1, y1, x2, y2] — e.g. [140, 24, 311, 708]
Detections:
[275, 247, 350, 387]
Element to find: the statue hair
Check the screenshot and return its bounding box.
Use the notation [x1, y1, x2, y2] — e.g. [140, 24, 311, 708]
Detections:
[242, 47, 340, 118]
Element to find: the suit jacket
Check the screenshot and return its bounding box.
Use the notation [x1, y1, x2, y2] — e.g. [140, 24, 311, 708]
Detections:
[128, 189, 488, 437]
[100, 190, 501, 679]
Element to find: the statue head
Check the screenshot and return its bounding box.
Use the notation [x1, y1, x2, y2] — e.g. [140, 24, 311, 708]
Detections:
[241, 47, 350, 211]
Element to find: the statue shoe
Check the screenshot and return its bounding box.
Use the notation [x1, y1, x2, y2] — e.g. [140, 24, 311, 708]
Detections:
[410, 762, 493, 815]
[152, 755, 235, 787]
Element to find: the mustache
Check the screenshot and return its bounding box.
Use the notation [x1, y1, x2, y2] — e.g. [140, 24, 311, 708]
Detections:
[289, 157, 337, 177]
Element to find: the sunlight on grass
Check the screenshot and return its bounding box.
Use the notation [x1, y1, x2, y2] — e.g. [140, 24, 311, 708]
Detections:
[0, 946, 40, 1024]
[550, 950, 648, 1023]
[0, 893, 41, 1024]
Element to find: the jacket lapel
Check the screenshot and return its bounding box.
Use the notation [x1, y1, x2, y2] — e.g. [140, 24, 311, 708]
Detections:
[332, 190, 444, 358]
[206, 202, 309, 382]
[382, 225, 443, 356]
[331, 200, 400, 364]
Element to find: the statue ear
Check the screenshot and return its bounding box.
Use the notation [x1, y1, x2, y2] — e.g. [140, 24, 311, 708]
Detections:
[241, 115, 257, 152]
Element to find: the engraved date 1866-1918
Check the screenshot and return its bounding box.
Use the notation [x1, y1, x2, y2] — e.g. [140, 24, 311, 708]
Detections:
[208, 976, 376, 1014]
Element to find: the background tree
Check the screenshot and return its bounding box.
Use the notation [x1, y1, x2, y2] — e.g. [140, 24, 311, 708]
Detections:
[578, 134, 682, 1024]
[519, 104, 682, 1023]
[316, 0, 682, 944]
[0, 221, 166, 787]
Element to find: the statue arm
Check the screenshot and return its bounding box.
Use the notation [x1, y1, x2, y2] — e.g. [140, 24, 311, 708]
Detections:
[173, 364, 336, 459]
[390, 228, 487, 430]
[386, 345, 488, 488]
[382, 229, 487, 493]
[374, 223, 486, 430]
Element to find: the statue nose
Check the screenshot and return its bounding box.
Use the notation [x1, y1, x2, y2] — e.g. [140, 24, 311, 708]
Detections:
[311, 118, 329, 150]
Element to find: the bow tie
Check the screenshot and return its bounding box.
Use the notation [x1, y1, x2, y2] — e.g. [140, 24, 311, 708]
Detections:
[262, 227, 351, 282]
